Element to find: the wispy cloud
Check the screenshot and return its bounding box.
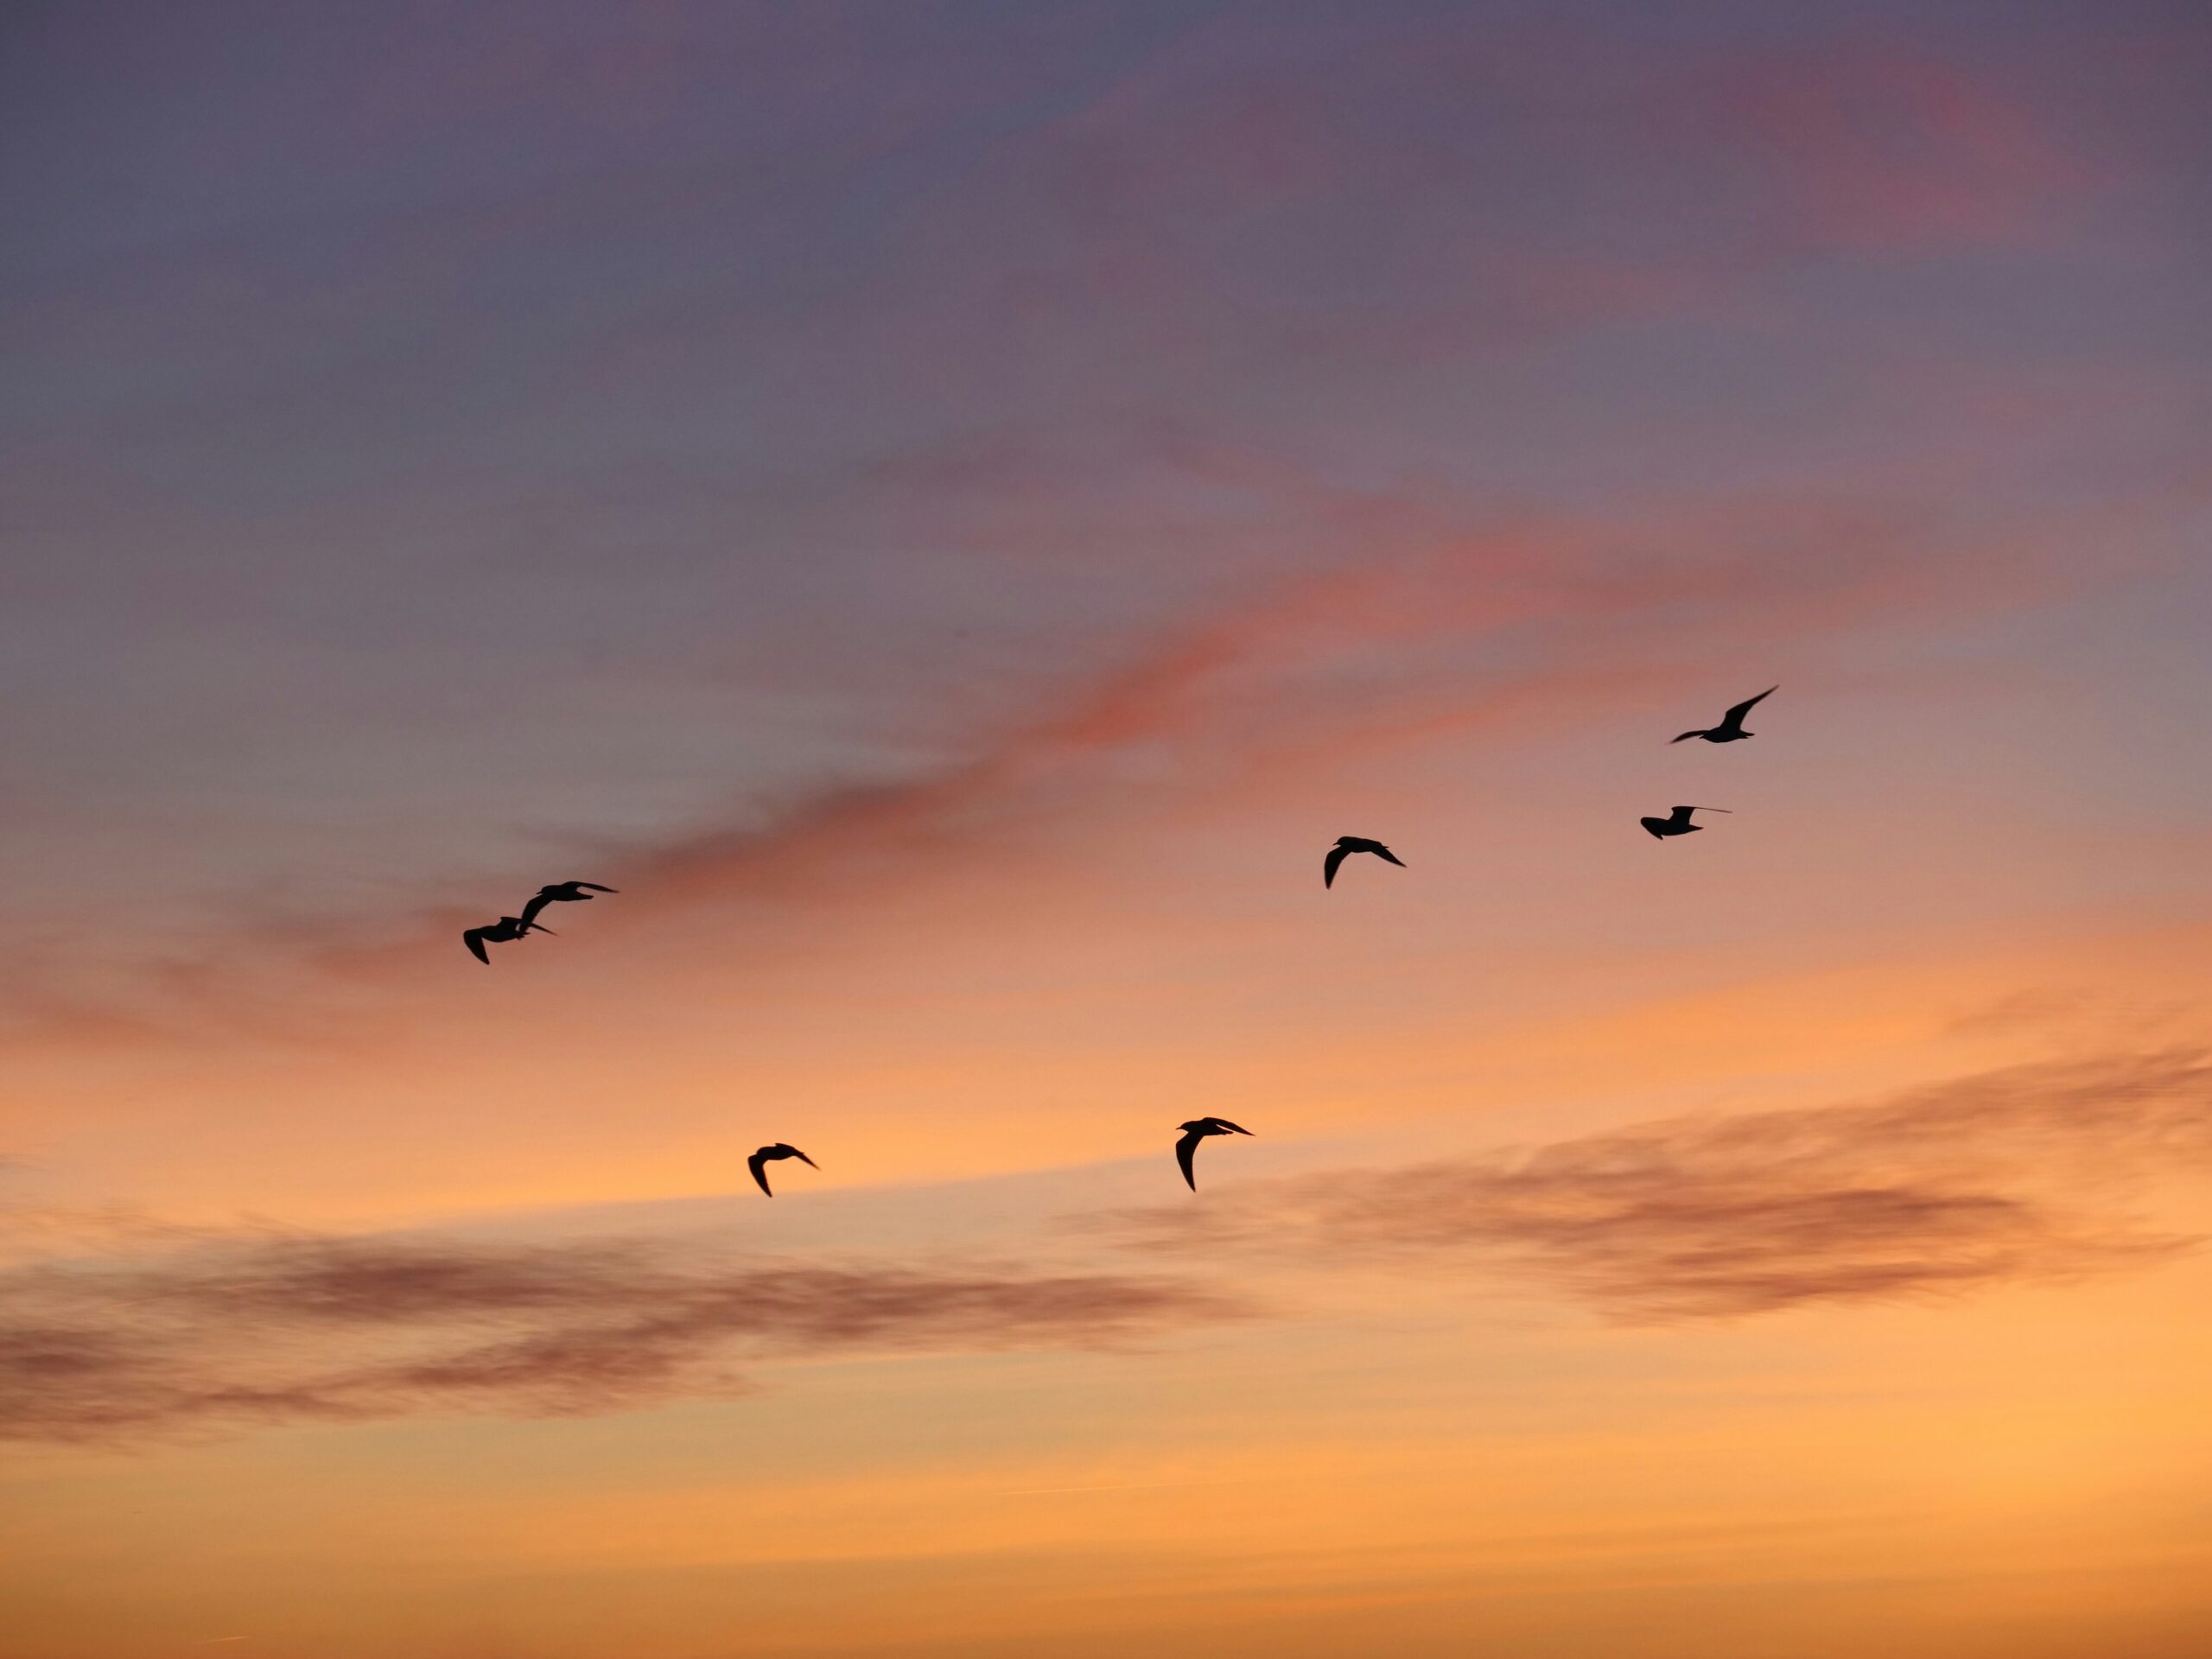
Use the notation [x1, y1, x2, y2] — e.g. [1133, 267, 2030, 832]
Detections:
[417, 485, 2055, 941]
[0, 477, 2013, 1052]
[1106, 1050, 2211, 1319]
[1719, 44, 2088, 252]
[0, 1230, 1241, 1446]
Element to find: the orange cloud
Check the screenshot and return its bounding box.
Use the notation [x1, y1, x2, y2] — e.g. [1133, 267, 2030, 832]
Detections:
[1109, 1048, 2211, 1318]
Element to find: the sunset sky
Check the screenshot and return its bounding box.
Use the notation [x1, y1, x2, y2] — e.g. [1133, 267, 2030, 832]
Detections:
[3, 2, 2209, 1655]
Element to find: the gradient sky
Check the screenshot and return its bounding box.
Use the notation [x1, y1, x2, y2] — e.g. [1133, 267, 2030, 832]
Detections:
[3, 2, 2209, 1655]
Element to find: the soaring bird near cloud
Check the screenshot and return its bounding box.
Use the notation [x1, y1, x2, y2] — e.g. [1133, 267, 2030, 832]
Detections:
[1640, 804, 1732, 839]
[1671, 686, 1776, 744]
[518, 880, 617, 931]
[461, 914, 553, 964]
[747, 1143, 817, 1197]
[1324, 836, 1405, 888]
[1175, 1117, 1252, 1190]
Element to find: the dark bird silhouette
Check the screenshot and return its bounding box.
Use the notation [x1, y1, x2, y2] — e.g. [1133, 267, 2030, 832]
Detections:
[747, 1142, 817, 1197]
[518, 880, 617, 931]
[1671, 686, 1776, 744]
[1640, 804, 1732, 839]
[461, 914, 553, 964]
[1174, 1116, 1252, 1190]
[1323, 836, 1406, 888]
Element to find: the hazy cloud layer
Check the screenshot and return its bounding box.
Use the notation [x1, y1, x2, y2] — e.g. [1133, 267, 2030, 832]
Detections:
[1109, 1050, 2212, 1319]
[5, 0, 2198, 1054]
[1, 479, 2061, 1052]
[3, 1054, 2206, 1451]
[0, 1230, 1239, 1446]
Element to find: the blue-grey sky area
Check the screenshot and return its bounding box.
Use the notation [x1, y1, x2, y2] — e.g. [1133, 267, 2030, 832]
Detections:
[6, 3, 2202, 997]
[4, 7, 2212, 1657]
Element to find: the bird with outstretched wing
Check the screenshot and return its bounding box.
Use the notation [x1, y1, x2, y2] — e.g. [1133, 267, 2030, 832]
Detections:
[747, 1142, 818, 1197]
[1323, 836, 1405, 888]
[1174, 1116, 1253, 1190]
[1672, 685, 1776, 744]
[461, 914, 552, 964]
[518, 880, 618, 931]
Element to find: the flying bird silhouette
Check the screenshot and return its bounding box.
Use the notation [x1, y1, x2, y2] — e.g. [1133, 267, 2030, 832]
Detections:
[747, 1143, 817, 1197]
[1671, 686, 1776, 744]
[461, 914, 552, 964]
[1174, 1117, 1252, 1190]
[518, 880, 617, 931]
[1323, 836, 1406, 888]
[1640, 804, 1732, 839]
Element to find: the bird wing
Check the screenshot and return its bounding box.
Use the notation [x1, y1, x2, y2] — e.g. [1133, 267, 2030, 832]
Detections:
[517, 893, 550, 931]
[575, 882, 616, 893]
[1372, 845, 1406, 868]
[791, 1147, 817, 1168]
[1210, 1117, 1252, 1135]
[1670, 728, 1708, 744]
[1323, 845, 1349, 888]
[1640, 818, 1668, 838]
[1175, 1128, 1203, 1190]
[747, 1151, 772, 1196]
[462, 929, 490, 964]
[1720, 685, 1777, 728]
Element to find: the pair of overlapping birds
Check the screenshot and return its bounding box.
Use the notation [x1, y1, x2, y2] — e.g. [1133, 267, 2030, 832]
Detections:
[464, 688, 1777, 1192]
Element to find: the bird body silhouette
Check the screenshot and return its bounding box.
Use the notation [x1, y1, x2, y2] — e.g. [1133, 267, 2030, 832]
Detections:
[747, 1142, 817, 1197]
[1175, 1116, 1252, 1189]
[1324, 836, 1406, 888]
[461, 914, 553, 964]
[1671, 686, 1776, 744]
[1640, 804, 1731, 839]
[518, 880, 617, 931]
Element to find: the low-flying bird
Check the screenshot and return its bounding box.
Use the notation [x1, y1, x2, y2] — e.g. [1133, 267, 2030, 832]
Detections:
[1640, 804, 1732, 840]
[1174, 1117, 1252, 1190]
[518, 880, 617, 931]
[461, 914, 553, 964]
[1671, 685, 1776, 744]
[747, 1142, 817, 1197]
[1324, 836, 1406, 888]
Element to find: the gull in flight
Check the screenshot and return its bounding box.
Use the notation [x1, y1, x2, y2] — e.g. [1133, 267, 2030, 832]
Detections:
[1175, 1117, 1252, 1190]
[747, 1143, 818, 1197]
[1640, 804, 1732, 840]
[518, 880, 617, 931]
[1671, 685, 1777, 745]
[1323, 836, 1406, 889]
[461, 914, 553, 964]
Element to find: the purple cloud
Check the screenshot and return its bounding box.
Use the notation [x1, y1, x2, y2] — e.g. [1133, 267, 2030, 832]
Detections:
[0, 1230, 1242, 1446]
